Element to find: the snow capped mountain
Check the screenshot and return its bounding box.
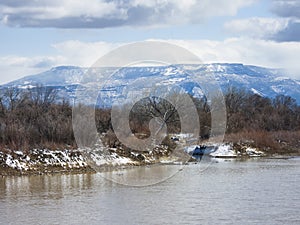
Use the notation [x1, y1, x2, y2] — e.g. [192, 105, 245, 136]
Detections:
[3, 63, 300, 104]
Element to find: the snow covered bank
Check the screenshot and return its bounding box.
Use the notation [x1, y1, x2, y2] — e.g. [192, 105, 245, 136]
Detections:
[0, 145, 175, 175]
[0, 142, 268, 176]
[0, 149, 93, 175]
[185, 143, 266, 158]
[209, 144, 237, 158]
[211, 144, 266, 158]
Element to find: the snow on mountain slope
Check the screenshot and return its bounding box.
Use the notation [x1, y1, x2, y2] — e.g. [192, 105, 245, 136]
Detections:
[7, 66, 87, 87]
[3, 63, 300, 104]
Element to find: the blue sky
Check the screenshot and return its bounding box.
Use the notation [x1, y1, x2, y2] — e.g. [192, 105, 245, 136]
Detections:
[0, 0, 300, 84]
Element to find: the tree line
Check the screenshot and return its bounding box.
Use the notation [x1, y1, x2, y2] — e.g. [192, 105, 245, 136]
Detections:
[0, 86, 299, 152]
[224, 87, 300, 133]
[0, 87, 74, 152]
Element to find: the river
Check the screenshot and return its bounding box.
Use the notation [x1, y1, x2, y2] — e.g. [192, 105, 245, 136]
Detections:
[1, 157, 299, 225]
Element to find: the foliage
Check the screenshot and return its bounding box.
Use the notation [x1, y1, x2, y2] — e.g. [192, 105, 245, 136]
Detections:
[0, 86, 299, 152]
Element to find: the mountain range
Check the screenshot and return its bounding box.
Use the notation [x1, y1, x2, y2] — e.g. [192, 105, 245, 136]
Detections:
[3, 63, 300, 104]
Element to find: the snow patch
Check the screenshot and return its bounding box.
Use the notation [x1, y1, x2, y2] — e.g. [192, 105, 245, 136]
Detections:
[88, 149, 136, 167]
[1, 149, 88, 172]
[192, 87, 204, 98]
[245, 147, 265, 156]
[209, 144, 237, 158]
[271, 85, 284, 94]
[274, 76, 290, 81]
[251, 88, 264, 96]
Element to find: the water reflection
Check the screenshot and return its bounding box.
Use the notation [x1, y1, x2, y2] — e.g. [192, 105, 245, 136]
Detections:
[0, 173, 95, 201]
[101, 164, 184, 186]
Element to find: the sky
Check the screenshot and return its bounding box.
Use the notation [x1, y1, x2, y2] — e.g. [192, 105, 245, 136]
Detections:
[0, 0, 300, 84]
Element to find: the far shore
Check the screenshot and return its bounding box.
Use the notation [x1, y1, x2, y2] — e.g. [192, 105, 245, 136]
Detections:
[1, 145, 299, 177]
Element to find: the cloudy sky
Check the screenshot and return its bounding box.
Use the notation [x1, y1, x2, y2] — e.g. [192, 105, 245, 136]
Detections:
[0, 0, 300, 84]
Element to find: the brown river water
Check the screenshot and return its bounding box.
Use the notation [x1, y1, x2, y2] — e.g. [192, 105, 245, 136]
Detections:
[1, 158, 300, 225]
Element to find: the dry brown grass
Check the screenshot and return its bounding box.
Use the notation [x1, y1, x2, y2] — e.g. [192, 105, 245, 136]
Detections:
[226, 130, 278, 148]
[225, 130, 300, 155]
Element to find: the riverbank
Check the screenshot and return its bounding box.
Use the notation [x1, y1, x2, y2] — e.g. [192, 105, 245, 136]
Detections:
[1, 141, 299, 176]
[0, 144, 174, 176]
[0, 149, 95, 176]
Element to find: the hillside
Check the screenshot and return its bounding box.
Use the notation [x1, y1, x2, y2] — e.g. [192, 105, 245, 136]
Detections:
[3, 63, 300, 104]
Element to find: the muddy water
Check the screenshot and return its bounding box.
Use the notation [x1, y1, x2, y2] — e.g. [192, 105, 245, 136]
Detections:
[1, 158, 300, 225]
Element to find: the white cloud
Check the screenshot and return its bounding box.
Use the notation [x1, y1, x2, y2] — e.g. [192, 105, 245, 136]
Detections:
[0, 55, 65, 84]
[224, 17, 290, 39]
[224, 17, 300, 42]
[1, 0, 121, 20]
[54, 38, 300, 78]
[166, 38, 300, 78]
[271, 0, 300, 18]
[52, 40, 120, 67]
[0, 0, 256, 28]
[0, 41, 120, 84]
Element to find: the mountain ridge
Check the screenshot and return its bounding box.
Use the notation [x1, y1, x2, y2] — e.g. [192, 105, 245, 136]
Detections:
[2, 63, 300, 104]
